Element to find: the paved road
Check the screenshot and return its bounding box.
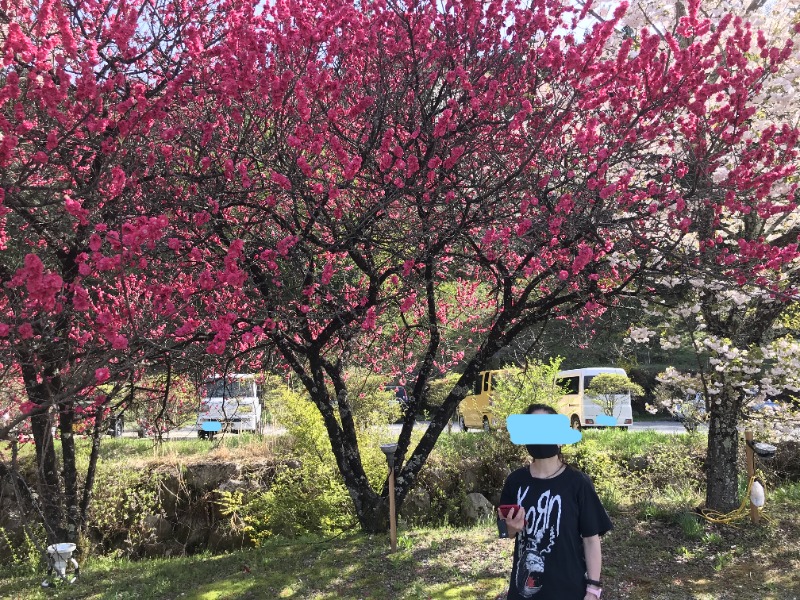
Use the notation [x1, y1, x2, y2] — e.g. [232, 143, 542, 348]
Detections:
[446, 419, 695, 434]
[127, 419, 695, 440]
[121, 423, 286, 439]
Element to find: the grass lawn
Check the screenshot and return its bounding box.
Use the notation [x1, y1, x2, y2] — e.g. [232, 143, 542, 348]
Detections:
[2, 482, 799, 600]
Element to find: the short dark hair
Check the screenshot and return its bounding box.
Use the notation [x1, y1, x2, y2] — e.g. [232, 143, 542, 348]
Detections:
[524, 403, 557, 415]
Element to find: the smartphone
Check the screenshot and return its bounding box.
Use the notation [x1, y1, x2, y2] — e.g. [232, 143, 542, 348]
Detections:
[497, 516, 509, 538]
[498, 504, 522, 519]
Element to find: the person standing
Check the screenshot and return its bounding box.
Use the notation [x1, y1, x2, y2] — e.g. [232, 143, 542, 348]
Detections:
[498, 403, 612, 600]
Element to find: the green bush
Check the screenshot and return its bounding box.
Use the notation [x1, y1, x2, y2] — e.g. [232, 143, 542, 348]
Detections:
[0, 526, 44, 576]
[218, 384, 392, 543]
[585, 373, 644, 418]
[218, 461, 353, 543]
[424, 372, 462, 414]
[335, 367, 401, 428]
[489, 358, 564, 424]
[88, 465, 164, 556]
[561, 436, 624, 498]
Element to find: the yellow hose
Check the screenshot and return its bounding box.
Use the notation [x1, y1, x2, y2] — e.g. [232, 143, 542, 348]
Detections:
[698, 475, 770, 524]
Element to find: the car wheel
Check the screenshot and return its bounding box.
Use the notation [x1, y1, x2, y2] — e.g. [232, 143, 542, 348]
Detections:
[198, 430, 206, 439]
[458, 416, 467, 432]
[482, 417, 490, 433]
[570, 415, 582, 430]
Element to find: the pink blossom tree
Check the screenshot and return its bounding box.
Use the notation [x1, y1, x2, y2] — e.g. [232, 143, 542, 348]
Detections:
[0, 0, 231, 541]
[3, 0, 798, 538]
[168, 0, 800, 528]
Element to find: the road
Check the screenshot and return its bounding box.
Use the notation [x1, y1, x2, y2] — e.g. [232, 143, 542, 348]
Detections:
[445, 419, 694, 434]
[137, 418, 694, 440]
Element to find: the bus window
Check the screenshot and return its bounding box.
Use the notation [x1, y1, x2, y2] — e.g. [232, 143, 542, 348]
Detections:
[557, 376, 580, 395]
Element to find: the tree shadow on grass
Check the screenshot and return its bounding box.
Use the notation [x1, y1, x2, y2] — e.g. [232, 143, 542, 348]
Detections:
[0, 529, 508, 600]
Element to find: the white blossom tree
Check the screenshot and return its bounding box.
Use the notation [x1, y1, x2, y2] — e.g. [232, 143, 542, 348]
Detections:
[587, 0, 800, 513]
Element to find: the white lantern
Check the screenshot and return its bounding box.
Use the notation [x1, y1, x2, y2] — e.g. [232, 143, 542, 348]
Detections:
[749, 480, 765, 508]
[42, 543, 79, 587]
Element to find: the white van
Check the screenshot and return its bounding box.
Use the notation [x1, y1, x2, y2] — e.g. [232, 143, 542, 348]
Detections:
[197, 374, 263, 438]
[555, 367, 634, 430]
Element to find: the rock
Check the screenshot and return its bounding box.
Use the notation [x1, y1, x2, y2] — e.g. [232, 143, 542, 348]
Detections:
[400, 487, 431, 524]
[141, 540, 184, 558]
[420, 465, 458, 496]
[174, 518, 210, 552]
[143, 514, 173, 541]
[459, 458, 484, 494]
[218, 478, 250, 493]
[461, 492, 495, 525]
[207, 528, 253, 553]
[626, 455, 650, 472]
[184, 462, 242, 491]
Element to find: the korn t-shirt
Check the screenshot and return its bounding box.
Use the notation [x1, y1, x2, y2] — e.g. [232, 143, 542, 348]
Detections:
[500, 465, 613, 600]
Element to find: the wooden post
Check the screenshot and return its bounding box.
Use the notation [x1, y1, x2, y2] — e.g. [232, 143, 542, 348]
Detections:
[744, 429, 759, 524]
[388, 466, 397, 552]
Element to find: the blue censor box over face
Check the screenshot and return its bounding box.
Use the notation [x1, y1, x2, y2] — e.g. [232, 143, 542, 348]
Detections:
[506, 414, 583, 445]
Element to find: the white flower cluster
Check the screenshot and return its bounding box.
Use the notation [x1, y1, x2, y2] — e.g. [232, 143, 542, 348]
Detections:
[627, 327, 654, 344]
[720, 289, 753, 307]
[659, 334, 683, 350]
[711, 166, 730, 184]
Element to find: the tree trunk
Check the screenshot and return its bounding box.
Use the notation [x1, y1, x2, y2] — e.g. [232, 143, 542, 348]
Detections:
[705, 401, 740, 513]
[59, 404, 81, 543]
[29, 409, 66, 542]
[354, 491, 390, 534]
[80, 409, 105, 536]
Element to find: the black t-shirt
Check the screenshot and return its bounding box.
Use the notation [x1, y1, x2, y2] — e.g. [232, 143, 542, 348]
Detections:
[499, 465, 613, 600]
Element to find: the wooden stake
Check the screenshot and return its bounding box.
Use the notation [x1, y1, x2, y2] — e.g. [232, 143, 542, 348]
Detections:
[745, 429, 759, 524]
[388, 467, 397, 552]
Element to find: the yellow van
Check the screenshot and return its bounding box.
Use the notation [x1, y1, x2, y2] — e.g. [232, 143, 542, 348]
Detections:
[456, 370, 503, 431]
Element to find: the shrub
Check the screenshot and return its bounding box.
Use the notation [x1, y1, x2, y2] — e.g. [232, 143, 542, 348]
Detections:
[489, 358, 564, 424]
[218, 383, 393, 543]
[0, 526, 44, 576]
[561, 436, 625, 498]
[424, 372, 462, 415]
[87, 465, 164, 557]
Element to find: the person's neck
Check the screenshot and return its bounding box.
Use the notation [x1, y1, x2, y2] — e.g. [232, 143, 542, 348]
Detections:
[529, 456, 563, 478]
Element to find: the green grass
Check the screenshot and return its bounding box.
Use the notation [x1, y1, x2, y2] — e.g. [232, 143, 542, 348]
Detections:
[0, 526, 510, 600]
[771, 480, 800, 504]
[2, 489, 800, 600]
[98, 432, 287, 461]
[8, 433, 291, 469]
[3, 430, 799, 599]
[580, 426, 706, 455]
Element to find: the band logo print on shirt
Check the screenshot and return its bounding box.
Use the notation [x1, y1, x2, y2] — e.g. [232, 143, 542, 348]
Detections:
[515, 487, 562, 597]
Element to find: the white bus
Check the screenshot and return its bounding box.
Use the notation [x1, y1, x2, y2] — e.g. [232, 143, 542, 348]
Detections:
[555, 367, 634, 430]
[197, 374, 263, 438]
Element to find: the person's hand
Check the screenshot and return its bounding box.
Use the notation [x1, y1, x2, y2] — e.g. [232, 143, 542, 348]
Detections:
[505, 505, 525, 536]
